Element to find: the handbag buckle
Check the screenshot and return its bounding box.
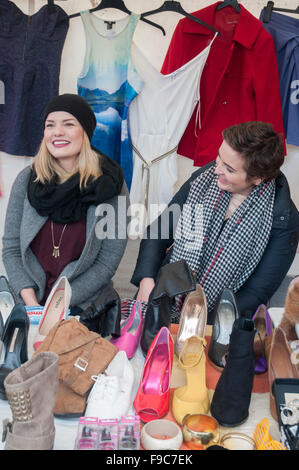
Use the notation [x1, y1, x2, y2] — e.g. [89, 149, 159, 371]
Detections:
[74, 357, 88, 372]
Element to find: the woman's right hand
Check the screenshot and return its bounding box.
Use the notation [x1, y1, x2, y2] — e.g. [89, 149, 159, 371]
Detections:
[136, 277, 155, 302]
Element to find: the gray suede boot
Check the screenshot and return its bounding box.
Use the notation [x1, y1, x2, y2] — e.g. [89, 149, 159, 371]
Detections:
[2, 351, 59, 450]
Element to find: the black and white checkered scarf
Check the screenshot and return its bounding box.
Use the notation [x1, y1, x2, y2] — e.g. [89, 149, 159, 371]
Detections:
[170, 163, 276, 322]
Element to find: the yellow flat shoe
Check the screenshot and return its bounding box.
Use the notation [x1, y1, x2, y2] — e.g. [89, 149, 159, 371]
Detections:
[172, 336, 209, 425]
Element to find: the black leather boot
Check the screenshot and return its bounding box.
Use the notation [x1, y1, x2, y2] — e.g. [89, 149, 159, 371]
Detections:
[78, 284, 121, 338]
[210, 317, 256, 427]
[140, 260, 196, 356]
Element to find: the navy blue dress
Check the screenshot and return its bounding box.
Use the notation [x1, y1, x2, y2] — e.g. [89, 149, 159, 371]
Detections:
[260, 9, 299, 147]
[0, 1, 69, 156]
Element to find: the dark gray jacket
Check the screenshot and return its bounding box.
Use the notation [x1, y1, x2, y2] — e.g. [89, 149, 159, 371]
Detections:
[2, 166, 129, 309]
[131, 162, 299, 318]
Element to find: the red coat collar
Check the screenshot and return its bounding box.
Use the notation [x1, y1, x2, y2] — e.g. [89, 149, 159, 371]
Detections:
[181, 2, 263, 50]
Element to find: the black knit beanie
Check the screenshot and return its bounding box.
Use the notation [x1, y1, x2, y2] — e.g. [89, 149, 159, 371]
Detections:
[44, 93, 97, 141]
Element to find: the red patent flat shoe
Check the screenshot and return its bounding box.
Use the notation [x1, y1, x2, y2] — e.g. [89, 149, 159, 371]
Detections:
[133, 327, 174, 423]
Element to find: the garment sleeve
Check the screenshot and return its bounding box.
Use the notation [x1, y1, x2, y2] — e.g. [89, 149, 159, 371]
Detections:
[131, 163, 214, 286]
[69, 183, 130, 307]
[2, 169, 38, 298]
[235, 202, 299, 317]
[252, 31, 286, 153]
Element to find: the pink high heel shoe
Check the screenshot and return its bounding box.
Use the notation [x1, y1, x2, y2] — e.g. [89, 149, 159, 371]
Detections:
[110, 301, 143, 358]
[134, 327, 174, 423]
[33, 276, 71, 350]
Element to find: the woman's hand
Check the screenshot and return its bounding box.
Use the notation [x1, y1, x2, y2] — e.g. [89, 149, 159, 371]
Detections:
[136, 277, 155, 302]
[20, 288, 40, 307]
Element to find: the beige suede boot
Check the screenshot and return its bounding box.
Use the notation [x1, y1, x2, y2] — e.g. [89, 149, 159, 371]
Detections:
[2, 351, 59, 450]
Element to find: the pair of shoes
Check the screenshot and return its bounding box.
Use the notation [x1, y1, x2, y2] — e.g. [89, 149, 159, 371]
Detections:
[140, 260, 196, 356]
[134, 327, 173, 422]
[172, 335, 209, 425]
[33, 276, 71, 351]
[85, 350, 134, 420]
[78, 284, 121, 338]
[3, 351, 59, 450]
[174, 284, 207, 357]
[0, 304, 29, 400]
[110, 301, 144, 358]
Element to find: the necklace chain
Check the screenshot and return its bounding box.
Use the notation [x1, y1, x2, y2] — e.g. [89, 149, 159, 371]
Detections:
[51, 221, 68, 258]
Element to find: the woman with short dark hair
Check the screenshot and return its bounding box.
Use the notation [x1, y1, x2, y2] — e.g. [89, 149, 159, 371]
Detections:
[132, 121, 299, 322]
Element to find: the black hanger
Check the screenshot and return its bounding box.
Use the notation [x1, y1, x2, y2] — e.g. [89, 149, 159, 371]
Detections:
[216, 0, 241, 13]
[47, 0, 55, 13]
[68, 0, 166, 36]
[263, 1, 299, 23]
[141, 1, 220, 36]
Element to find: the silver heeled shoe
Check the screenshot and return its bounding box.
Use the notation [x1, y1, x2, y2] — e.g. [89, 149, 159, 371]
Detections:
[174, 284, 207, 357]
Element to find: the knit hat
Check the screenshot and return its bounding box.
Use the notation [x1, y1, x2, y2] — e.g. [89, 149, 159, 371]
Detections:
[44, 94, 97, 141]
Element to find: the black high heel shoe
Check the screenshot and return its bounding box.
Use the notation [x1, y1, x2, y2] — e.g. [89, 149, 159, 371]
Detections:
[78, 284, 121, 338]
[0, 304, 29, 400]
[208, 288, 239, 370]
[140, 260, 196, 356]
[0, 276, 16, 327]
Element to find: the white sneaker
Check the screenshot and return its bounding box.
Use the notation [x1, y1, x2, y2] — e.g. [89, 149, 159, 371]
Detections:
[85, 351, 135, 419]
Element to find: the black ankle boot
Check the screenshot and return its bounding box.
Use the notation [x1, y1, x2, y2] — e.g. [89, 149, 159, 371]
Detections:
[140, 260, 196, 356]
[210, 317, 256, 427]
[78, 284, 121, 337]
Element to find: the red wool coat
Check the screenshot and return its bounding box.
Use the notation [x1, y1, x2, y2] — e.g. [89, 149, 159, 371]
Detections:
[161, 2, 286, 166]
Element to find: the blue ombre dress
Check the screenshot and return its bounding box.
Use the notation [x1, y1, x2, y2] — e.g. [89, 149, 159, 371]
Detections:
[78, 11, 143, 189]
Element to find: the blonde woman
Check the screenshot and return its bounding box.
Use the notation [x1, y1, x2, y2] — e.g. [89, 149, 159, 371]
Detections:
[2, 94, 128, 314]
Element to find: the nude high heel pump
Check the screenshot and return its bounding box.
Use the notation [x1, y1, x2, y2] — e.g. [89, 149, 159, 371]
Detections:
[33, 276, 71, 351]
[174, 284, 207, 357]
[172, 335, 209, 425]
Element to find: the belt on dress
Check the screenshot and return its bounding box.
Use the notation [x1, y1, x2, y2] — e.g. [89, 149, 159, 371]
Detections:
[132, 144, 178, 210]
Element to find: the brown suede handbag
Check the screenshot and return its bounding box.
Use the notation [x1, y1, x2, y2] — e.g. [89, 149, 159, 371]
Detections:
[34, 317, 117, 416]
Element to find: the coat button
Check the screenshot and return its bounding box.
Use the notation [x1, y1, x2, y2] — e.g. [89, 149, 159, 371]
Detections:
[222, 101, 227, 105]
[280, 216, 285, 221]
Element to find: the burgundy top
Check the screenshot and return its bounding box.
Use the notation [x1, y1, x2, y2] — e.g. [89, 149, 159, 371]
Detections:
[30, 217, 86, 304]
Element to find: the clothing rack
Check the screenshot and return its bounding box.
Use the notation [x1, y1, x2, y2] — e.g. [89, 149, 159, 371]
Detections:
[263, 1, 299, 22]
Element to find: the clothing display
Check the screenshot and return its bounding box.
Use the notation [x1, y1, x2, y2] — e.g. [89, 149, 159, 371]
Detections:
[128, 35, 216, 232]
[161, 2, 286, 166]
[260, 9, 299, 147]
[0, 0, 69, 156]
[0, 0, 298, 454]
[78, 12, 143, 189]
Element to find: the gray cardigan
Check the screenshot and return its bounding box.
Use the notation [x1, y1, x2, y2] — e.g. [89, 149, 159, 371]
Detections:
[2, 166, 129, 309]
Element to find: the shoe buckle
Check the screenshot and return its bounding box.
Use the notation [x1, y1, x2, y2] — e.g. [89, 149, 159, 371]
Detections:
[74, 357, 88, 372]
